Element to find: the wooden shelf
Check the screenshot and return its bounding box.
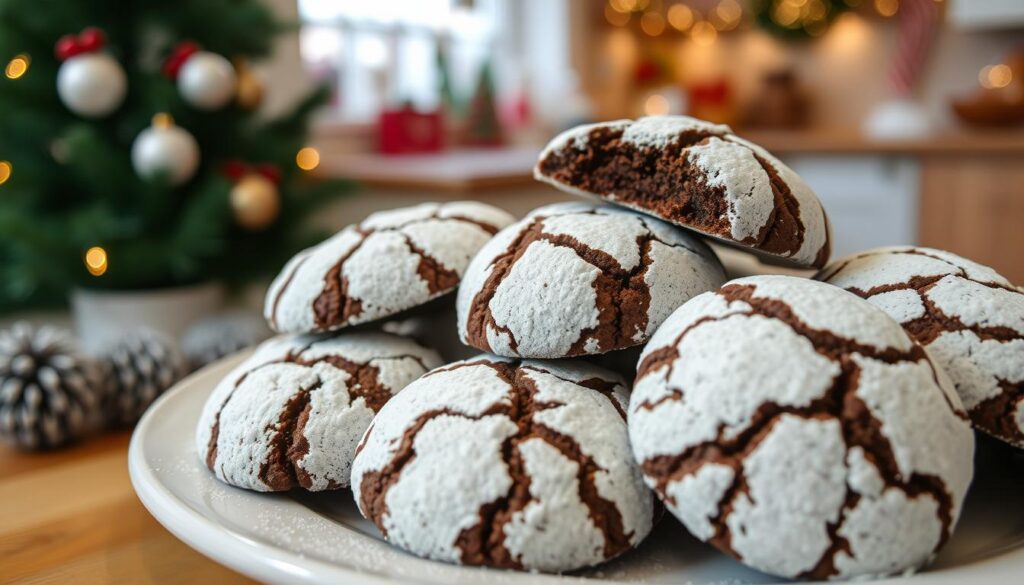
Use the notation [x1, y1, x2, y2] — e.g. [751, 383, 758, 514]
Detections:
[315, 128, 1024, 192]
[743, 128, 1024, 156]
[317, 147, 541, 193]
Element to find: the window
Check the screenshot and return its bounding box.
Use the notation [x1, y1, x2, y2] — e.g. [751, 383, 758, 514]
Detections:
[298, 0, 508, 122]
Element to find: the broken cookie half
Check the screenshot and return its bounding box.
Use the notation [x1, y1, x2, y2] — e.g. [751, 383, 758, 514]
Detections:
[196, 332, 442, 492]
[535, 116, 831, 269]
[265, 201, 515, 334]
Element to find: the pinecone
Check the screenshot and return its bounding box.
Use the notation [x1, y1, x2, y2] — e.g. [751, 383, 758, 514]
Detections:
[0, 322, 104, 450]
[181, 312, 270, 370]
[103, 329, 189, 427]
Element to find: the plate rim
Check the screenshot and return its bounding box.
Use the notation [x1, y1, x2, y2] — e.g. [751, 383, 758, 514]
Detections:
[129, 352, 1024, 585]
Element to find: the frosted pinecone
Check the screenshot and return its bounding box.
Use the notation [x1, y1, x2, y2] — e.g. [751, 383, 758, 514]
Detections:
[0, 322, 104, 449]
[103, 329, 189, 427]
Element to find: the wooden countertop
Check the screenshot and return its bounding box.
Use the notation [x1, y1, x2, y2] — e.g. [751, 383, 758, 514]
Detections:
[315, 128, 1024, 193]
[1, 432, 253, 584]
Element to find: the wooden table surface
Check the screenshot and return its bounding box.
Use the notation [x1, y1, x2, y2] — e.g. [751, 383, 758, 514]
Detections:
[1, 432, 256, 585]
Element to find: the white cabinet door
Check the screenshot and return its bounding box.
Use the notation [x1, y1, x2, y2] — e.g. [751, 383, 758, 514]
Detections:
[782, 155, 920, 259]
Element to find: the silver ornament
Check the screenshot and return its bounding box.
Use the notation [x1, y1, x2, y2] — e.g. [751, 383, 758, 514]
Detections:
[56, 53, 127, 117]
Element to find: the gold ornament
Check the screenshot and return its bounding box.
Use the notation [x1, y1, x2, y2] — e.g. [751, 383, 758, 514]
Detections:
[230, 174, 280, 230]
[234, 59, 264, 110]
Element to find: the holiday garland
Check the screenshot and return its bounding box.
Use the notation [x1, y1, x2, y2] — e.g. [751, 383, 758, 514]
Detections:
[750, 0, 850, 40]
[0, 0, 350, 311]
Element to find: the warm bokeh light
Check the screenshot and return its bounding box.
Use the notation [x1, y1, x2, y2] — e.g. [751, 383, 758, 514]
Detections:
[875, 0, 899, 17]
[806, 0, 828, 20]
[980, 64, 1013, 89]
[691, 20, 718, 46]
[644, 94, 670, 115]
[610, 0, 648, 12]
[152, 113, 174, 129]
[772, 1, 801, 27]
[605, 4, 631, 26]
[0, 161, 11, 185]
[296, 147, 321, 171]
[667, 4, 695, 31]
[640, 11, 666, 36]
[609, 0, 629, 12]
[713, 0, 743, 30]
[84, 246, 108, 277]
[5, 54, 29, 79]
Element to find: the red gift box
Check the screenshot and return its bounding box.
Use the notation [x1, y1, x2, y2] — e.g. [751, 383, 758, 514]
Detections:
[377, 106, 445, 155]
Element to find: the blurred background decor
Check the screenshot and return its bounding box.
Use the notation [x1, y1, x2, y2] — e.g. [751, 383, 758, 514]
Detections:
[0, 0, 349, 352]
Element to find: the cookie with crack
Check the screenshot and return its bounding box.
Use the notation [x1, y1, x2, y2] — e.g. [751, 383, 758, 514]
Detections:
[351, 355, 654, 573]
[817, 246, 1024, 448]
[629, 275, 974, 580]
[456, 201, 725, 359]
[534, 116, 831, 268]
[265, 201, 515, 334]
[196, 332, 442, 492]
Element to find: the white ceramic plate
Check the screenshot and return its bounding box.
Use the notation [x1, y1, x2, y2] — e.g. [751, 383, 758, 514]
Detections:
[130, 351, 1024, 585]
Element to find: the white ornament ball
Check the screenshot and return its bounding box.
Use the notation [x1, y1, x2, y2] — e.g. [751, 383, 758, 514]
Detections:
[131, 123, 200, 186]
[56, 53, 127, 118]
[178, 52, 237, 110]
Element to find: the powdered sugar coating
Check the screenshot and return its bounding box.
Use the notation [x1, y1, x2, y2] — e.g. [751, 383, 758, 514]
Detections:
[457, 201, 725, 358]
[351, 355, 654, 572]
[196, 332, 442, 492]
[534, 116, 831, 268]
[818, 246, 1024, 448]
[686, 137, 774, 243]
[629, 275, 975, 580]
[265, 201, 514, 334]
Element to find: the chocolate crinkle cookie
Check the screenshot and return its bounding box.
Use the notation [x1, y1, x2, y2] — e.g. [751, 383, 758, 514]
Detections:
[534, 116, 831, 268]
[350, 355, 655, 573]
[818, 246, 1024, 448]
[265, 201, 515, 334]
[629, 275, 974, 580]
[196, 332, 442, 492]
[457, 201, 725, 359]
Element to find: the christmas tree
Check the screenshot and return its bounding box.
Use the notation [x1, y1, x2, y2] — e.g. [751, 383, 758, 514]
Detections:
[0, 0, 348, 311]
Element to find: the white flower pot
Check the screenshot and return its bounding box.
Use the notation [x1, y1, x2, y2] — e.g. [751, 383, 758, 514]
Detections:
[71, 282, 224, 355]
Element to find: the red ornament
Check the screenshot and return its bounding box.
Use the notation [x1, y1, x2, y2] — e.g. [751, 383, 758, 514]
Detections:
[221, 160, 281, 185]
[162, 41, 201, 79]
[253, 164, 281, 185]
[78, 28, 106, 53]
[222, 159, 248, 182]
[55, 27, 108, 61]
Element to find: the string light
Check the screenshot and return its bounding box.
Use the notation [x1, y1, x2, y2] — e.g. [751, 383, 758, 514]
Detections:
[84, 246, 108, 277]
[605, 4, 631, 26]
[979, 64, 1013, 89]
[875, 0, 899, 17]
[0, 161, 11, 185]
[609, 0, 632, 13]
[5, 54, 29, 79]
[772, 0, 801, 27]
[691, 21, 718, 46]
[667, 4, 695, 31]
[640, 11, 666, 36]
[152, 112, 174, 129]
[713, 0, 743, 31]
[296, 147, 320, 171]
